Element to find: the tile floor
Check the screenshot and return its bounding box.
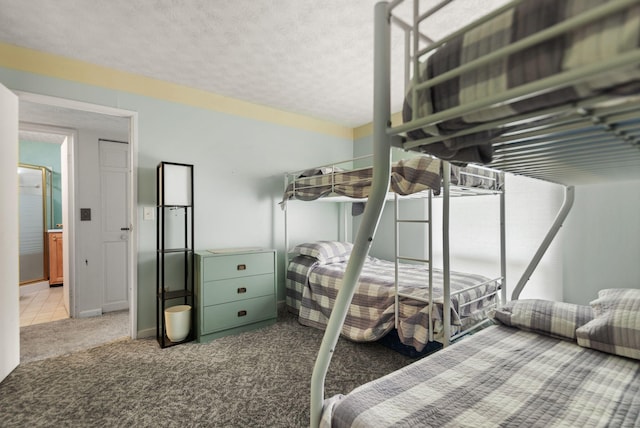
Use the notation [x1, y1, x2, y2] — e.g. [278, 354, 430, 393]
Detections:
[20, 286, 69, 327]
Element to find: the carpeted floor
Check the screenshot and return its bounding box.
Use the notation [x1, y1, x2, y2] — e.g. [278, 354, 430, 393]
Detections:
[20, 310, 130, 363]
[1, 310, 416, 427]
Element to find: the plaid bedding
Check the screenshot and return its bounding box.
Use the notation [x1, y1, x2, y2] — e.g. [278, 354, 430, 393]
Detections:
[403, 0, 640, 164]
[281, 156, 441, 205]
[323, 324, 640, 427]
[286, 255, 499, 351]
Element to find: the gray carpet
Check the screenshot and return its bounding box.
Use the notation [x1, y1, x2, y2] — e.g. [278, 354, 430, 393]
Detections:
[2, 310, 416, 427]
[20, 310, 130, 363]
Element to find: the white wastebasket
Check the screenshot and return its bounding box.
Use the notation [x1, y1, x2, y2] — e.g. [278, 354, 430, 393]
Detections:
[164, 305, 191, 342]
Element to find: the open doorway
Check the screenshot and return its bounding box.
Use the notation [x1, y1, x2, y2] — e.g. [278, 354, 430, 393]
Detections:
[16, 93, 138, 361]
[18, 125, 71, 326]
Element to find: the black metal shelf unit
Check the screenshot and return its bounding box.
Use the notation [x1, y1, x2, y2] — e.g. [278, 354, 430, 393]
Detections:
[156, 161, 195, 348]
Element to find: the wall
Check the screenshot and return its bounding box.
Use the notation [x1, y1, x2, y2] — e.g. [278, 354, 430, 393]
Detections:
[353, 135, 566, 302]
[1, 56, 352, 335]
[0, 83, 19, 381]
[562, 180, 640, 304]
[18, 139, 62, 226]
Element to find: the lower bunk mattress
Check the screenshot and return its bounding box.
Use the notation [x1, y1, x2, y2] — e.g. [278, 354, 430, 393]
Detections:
[286, 247, 499, 352]
[322, 322, 640, 427]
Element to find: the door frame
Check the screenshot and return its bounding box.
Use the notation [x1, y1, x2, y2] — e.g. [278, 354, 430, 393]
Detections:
[16, 91, 139, 339]
[18, 122, 77, 315]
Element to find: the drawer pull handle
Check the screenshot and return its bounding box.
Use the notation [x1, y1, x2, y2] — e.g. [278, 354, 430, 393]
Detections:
[237, 264, 246, 271]
[237, 287, 247, 294]
[238, 310, 247, 317]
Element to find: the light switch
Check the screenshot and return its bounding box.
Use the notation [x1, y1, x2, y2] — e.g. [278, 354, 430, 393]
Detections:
[143, 207, 155, 221]
[80, 208, 91, 221]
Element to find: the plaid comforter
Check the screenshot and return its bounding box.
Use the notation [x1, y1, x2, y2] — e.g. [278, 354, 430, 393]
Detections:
[323, 324, 640, 427]
[286, 255, 499, 351]
[403, 0, 640, 163]
[281, 156, 441, 205]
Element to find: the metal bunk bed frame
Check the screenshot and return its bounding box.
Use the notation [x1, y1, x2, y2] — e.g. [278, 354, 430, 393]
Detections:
[283, 153, 504, 345]
[310, 0, 640, 426]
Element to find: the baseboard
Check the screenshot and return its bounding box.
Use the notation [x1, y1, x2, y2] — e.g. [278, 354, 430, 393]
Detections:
[137, 327, 156, 339]
[78, 308, 102, 318]
[102, 301, 128, 312]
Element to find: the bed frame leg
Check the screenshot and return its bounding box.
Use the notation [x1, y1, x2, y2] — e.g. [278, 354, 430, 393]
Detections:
[511, 185, 575, 300]
[309, 3, 392, 427]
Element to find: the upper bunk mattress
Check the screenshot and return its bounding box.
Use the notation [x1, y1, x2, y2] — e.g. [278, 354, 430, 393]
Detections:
[403, 0, 640, 164]
[281, 156, 441, 205]
[282, 156, 502, 205]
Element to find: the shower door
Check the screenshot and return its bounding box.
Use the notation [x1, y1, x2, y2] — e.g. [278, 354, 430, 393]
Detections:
[18, 164, 53, 285]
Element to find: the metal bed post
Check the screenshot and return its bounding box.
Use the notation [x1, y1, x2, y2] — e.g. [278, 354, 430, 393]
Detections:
[394, 193, 400, 329]
[441, 161, 451, 347]
[309, 2, 393, 426]
[500, 175, 507, 304]
[284, 174, 289, 254]
[512, 185, 575, 300]
[428, 188, 434, 342]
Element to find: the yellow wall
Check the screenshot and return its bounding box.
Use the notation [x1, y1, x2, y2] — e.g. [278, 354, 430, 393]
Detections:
[0, 42, 354, 139]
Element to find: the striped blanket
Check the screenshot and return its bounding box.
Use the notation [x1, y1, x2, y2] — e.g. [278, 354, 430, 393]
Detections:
[286, 255, 499, 351]
[403, 0, 640, 163]
[281, 156, 441, 205]
[323, 324, 640, 427]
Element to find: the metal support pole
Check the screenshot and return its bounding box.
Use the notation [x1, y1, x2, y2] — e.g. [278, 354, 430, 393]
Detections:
[394, 193, 400, 329]
[442, 161, 451, 347]
[309, 3, 392, 427]
[512, 185, 575, 300]
[500, 175, 507, 304]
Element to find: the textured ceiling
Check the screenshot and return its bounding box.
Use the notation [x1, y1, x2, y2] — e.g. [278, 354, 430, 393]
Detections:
[1, 0, 507, 128]
[19, 101, 130, 142]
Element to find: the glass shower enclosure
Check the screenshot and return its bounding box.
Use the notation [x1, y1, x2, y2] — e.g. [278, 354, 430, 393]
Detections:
[18, 164, 53, 285]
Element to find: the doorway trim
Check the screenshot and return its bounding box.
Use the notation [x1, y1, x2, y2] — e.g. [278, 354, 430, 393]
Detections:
[18, 123, 76, 316]
[16, 91, 139, 339]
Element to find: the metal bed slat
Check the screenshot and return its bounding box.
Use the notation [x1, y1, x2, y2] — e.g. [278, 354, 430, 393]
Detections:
[399, 93, 625, 150]
[492, 138, 620, 162]
[499, 157, 640, 175]
[493, 141, 634, 166]
[494, 150, 640, 169]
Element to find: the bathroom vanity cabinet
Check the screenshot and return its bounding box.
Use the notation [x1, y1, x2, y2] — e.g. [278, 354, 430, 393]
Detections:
[48, 230, 63, 285]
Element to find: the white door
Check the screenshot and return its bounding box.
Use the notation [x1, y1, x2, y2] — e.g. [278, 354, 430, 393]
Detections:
[99, 139, 130, 312]
[0, 83, 20, 382]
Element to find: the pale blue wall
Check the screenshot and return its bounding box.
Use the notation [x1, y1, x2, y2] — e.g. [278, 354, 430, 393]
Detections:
[1, 67, 353, 334]
[355, 136, 640, 304]
[563, 180, 640, 304]
[353, 134, 566, 302]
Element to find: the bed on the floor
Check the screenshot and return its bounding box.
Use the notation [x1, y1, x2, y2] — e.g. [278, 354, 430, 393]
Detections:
[322, 294, 640, 427]
[309, 0, 640, 426]
[286, 241, 499, 352]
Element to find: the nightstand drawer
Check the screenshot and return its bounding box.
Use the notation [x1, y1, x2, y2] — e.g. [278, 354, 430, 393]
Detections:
[202, 273, 274, 306]
[202, 295, 276, 333]
[203, 252, 274, 280]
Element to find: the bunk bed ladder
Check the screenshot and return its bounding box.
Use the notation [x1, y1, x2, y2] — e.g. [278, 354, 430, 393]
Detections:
[394, 189, 435, 342]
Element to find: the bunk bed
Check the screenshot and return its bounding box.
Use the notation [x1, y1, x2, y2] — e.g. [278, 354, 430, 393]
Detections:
[311, 0, 640, 426]
[282, 155, 504, 352]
